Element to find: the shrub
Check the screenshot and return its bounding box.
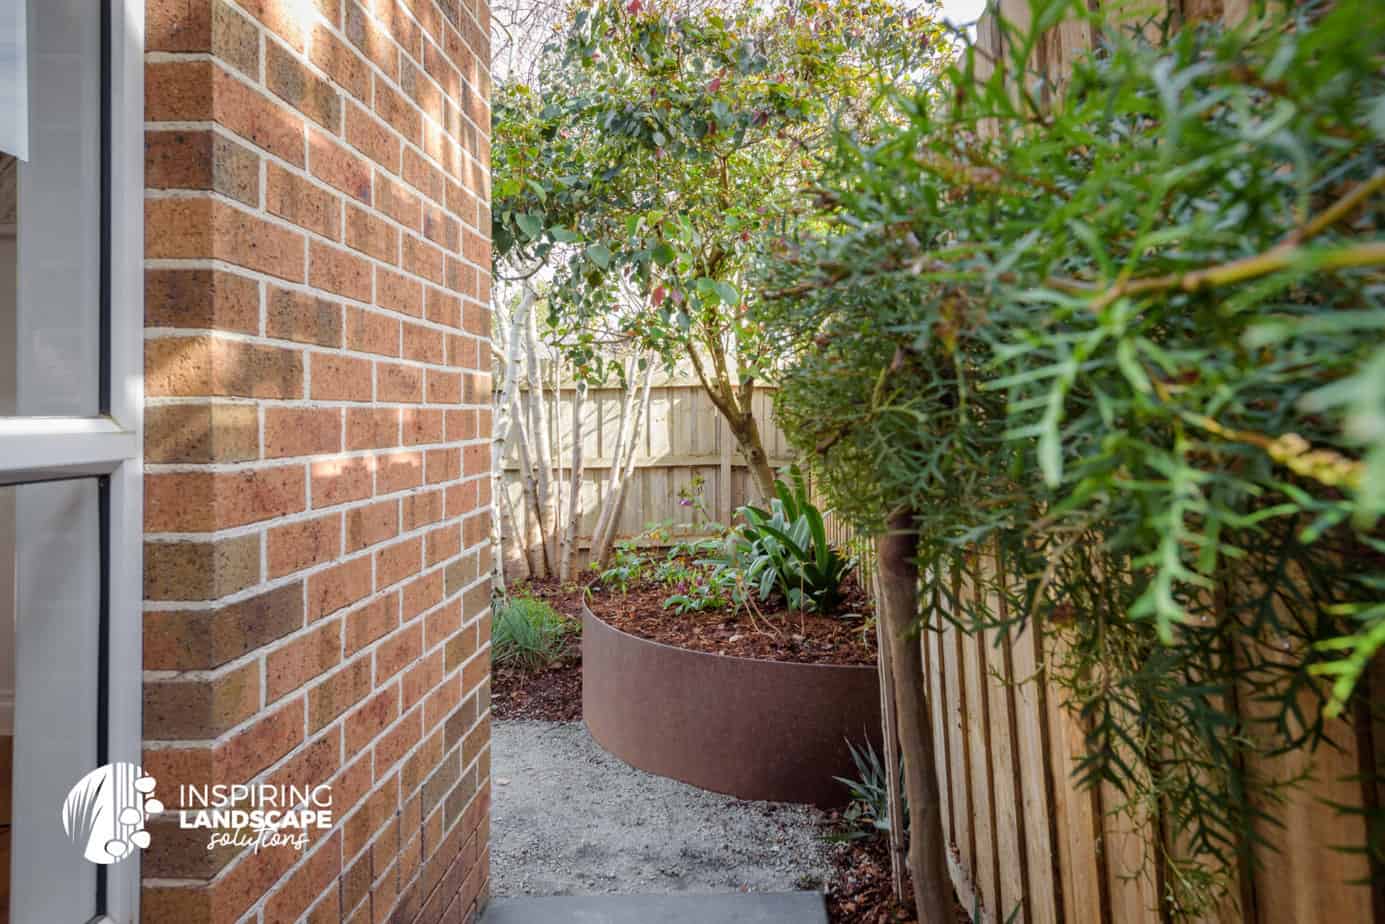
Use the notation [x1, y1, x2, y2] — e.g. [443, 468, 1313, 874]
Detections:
[492, 595, 572, 672]
[713, 467, 855, 612]
[760, 0, 1385, 912]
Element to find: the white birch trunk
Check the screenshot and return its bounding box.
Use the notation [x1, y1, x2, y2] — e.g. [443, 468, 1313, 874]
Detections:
[523, 305, 557, 575]
[588, 357, 640, 562]
[591, 358, 655, 568]
[511, 388, 547, 578]
[489, 285, 533, 593]
[559, 379, 587, 582]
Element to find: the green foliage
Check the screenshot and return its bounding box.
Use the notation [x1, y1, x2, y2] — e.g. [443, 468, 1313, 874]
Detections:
[832, 739, 906, 841]
[492, 0, 951, 382]
[597, 539, 650, 592]
[761, 0, 1385, 914]
[713, 468, 855, 611]
[492, 595, 574, 672]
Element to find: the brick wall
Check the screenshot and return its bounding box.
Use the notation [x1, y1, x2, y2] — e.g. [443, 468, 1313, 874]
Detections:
[140, 0, 493, 921]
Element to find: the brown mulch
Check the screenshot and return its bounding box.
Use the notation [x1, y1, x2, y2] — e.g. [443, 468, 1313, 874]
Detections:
[821, 822, 970, 923]
[823, 826, 918, 923]
[491, 655, 583, 721]
[587, 572, 877, 666]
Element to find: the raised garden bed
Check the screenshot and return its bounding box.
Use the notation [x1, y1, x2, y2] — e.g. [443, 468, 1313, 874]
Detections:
[581, 598, 883, 808]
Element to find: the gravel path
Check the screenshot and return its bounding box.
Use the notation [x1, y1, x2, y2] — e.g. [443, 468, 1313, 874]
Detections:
[490, 720, 832, 897]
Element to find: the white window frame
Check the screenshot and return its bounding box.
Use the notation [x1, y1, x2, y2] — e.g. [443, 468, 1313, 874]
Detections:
[0, 1, 143, 921]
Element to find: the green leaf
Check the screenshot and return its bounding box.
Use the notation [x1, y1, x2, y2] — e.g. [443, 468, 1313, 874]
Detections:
[587, 244, 612, 269]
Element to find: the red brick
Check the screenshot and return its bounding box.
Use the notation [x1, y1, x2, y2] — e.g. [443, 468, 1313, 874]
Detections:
[346, 499, 400, 553]
[345, 683, 399, 753]
[311, 456, 375, 509]
[308, 555, 375, 621]
[310, 352, 374, 402]
[266, 617, 342, 701]
[145, 268, 259, 335]
[377, 362, 424, 403]
[147, 197, 306, 282]
[344, 1, 400, 77]
[311, 23, 370, 99]
[377, 172, 422, 230]
[308, 656, 374, 733]
[375, 707, 423, 775]
[375, 77, 422, 145]
[309, 128, 372, 204]
[425, 525, 461, 569]
[144, 661, 260, 739]
[264, 833, 341, 924]
[346, 306, 401, 357]
[402, 146, 444, 203]
[146, 130, 259, 207]
[217, 697, 306, 785]
[401, 569, 443, 621]
[404, 408, 444, 445]
[376, 451, 423, 493]
[264, 407, 342, 459]
[267, 512, 343, 578]
[426, 287, 461, 328]
[310, 239, 373, 302]
[346, 102, 401, 172]
[345, 594, 399, 655]
[267, 286, 342, 347]
[215, 65, 307, 165]
[376, 537, 422, 589]
[146, 467, 306, 531]
[266, 162, 341, 240]
[346, 204, 399, 263]
[376, 266, 425, 318]
[402, 322, 445, 365]
[346, 407, 401, 449]
[426, 368, 461, 403]
[267, 38, 341, 131]
[402, 233, 445, 285]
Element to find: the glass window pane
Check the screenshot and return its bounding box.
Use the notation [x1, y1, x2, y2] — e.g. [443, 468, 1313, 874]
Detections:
[0, 478, 101, 921]
[0, 0, 102, 418]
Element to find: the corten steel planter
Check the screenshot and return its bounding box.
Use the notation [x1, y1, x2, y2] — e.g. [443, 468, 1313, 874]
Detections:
[581, 605, 883, 808]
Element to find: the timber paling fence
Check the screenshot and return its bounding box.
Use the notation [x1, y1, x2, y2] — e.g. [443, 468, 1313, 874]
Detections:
[919, 543, 1381, 924]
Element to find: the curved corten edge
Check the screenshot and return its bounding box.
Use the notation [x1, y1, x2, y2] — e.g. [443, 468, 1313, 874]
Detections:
[581, 605, 883, 808]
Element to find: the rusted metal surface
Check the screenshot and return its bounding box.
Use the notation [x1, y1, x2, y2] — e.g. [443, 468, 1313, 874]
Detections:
[582, 606, 883, 808]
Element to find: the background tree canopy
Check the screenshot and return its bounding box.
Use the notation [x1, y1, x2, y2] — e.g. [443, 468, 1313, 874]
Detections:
[758, 0, 1385, 912]
[492, 0, 953, 497]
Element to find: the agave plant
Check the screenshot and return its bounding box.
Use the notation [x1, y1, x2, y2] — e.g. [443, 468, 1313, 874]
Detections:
[711, 467, 855, 613]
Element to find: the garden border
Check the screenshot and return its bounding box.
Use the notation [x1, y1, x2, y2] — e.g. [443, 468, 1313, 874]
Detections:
[581, 604, 883, 808]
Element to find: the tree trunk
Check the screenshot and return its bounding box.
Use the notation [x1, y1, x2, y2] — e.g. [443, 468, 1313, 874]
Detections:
[559, 380, 587, 582]
[876, 508, 952, 924]
[511, 388, 547, 578]
[728, 408, 776, 500]
[490, 285, 533, 593]
[588, 357, 640, 568]
[523, 306, 557, 574]
[591, 358, 655, 568]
